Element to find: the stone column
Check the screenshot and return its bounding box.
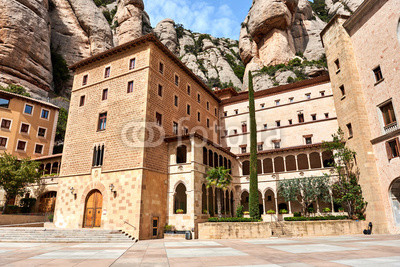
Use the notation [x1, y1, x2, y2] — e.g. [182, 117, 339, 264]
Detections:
[206, 189, 209, 215]
[274, 193, 278, 214]
[272, 158, 275, 173]
[262, 196, 266, 215]
[307, 153, 311, 169]
[320, 151, 324, 168]
[329, 189, 335, 212]
[283, 157, 287, 172]
[295, 155, 299, 170]
[288, 201, 292, 214]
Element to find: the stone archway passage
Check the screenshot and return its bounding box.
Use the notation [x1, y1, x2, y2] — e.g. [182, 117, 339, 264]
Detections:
[83, 190, 103, 228]
[390, 178, 400, 228]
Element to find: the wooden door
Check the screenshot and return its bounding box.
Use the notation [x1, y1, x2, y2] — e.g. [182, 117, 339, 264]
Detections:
[84, 190, 103, 228]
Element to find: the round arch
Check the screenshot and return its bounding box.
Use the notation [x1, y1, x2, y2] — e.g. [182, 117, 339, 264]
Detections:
[389, 178, 400, 228]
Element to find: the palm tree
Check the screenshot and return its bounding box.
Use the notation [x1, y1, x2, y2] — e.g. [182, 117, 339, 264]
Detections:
[206, 166, 232, 218]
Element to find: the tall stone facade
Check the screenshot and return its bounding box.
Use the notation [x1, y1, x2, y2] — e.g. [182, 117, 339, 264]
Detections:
[321, 0, 400, 233]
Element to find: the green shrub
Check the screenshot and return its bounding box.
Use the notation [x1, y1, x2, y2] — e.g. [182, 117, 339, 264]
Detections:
[48, 214, 54, 222]
[0, 84, 30, 97]
[308, 207, 315, 213]
[203, 209, 208, 214]
[293, 212, 301, 217]
[208, 217, 261, 222]
[267, 209, 275, 214]
[4, 205, 20, 214]
[164, 225, 173, 231]
[279, 209, 288, 214]
[20, 198, 36, 213]
[287, 76, 295, 83]
[176, 209, 184, 213]
[236, 205, 244, 218]
[323, 207, 331, 213]
[51, 48, 70, 94]
[284, 215, 348, 221]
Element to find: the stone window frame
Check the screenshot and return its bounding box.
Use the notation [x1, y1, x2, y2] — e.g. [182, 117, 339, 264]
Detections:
[157, 84, 163, 98]
[23, 103, 34, 116]
[186, 83, 191, 95]
[104, 66, 111, 79]
[334, 59, 340, 73]
[102, 88, 108, 101]
[346, 123, 353, 139]
[129, 58, 136, 70]
[34, 143, 44, 155]
[303, 134, 313, 145]
[373, 65, 384, 84]
[174, 73, 180, 86]
[40, 108, 50, 120]
[19, 122, 30, 135]
[15, 139, 27, 152]
[79, 95, 86, 107]
[37, 126, 47, 139]
[155, 111, 163, 126]
[174, 94, 179, 108]
[0, 118, 12, 131]
[0, 136, 8, 149]
[186, 104, 191, 116]
[82, 74, 88, 86]
[159, 61, 164, 75]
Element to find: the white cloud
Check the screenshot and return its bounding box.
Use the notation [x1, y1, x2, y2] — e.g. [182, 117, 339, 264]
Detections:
[143, 0, 240, 40]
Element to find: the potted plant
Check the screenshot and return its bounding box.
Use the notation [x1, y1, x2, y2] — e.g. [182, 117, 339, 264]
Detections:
[243, 211, 250, 218]
[202, 209, 208, 214]
[323, 207, 331, 213]
[279, 209, 288, 214]
[267, 209, 275, 214]
[48, 214, 54, 222]
[176, 209, 184, 214]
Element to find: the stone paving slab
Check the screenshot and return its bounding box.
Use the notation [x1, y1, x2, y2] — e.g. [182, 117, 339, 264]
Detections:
[268, 243, 360, 253]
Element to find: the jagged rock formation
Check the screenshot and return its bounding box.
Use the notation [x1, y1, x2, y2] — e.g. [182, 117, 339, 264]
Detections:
[240, 0, 328, 90]
[325, 0, 363, 16]
[114, 0, 151, 45]
[155, 20, 243, 90]
[0, 0, 52, 97]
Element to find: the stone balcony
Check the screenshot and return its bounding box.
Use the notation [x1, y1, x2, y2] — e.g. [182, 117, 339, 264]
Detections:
[384, 121, 398, 134]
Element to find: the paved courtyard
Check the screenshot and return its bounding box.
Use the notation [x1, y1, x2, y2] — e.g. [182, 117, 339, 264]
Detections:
[1, 235, 400, 266]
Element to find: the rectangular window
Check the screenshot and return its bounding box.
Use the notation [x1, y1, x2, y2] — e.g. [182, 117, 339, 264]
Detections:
[156, 112, 162, 126]
[174, 95, 178, 107]
[263, 124, 267, 129]
[311, 114, 317, 121]
[82, 74, 88, 85]
[289, 97, 294, 103]
[24, 104, 33, 115]
[340, 85, 345, 96]
[159, 62, 164, 74]
[258, 144, 263, 151]
[127, 81, 134, 93]
[187, 104, 191, 115]
[305, 137, 312, 144]
[0, 137, 7, 148]
[380, 102, 396, 126]
[260, 103, 265, 108]
[152, 217, 159, 237]
[197, 94, 201, 103]
[1, 119, 11, 130]
[275, 100, 280, 106]
[38, 127, 46, 137]
[234, 109, 238, 115]
[306, 93, 311, 100]
[241, 147, 247, 153]
[325, 113, 329, 118]
[129, 58, 136, 70]
[223, 111, 227, 117]
[197, 112, 201, 122]
[207, 118, 210, 128]
[334, 59, 340, 72]
[80, 95, 85, 106]
[288, 119, 292, 125]
[187, 85, 191, 95]
[173, 121, 178, 135]
[207, 101, 209, 110]
[98, 112, 107, 131]
[158, 84, 163, 97]
[41, 109, 49, 119]
[0, 97, 10, 109]
[184, 127, 189, 135]
[386, 138, 400, 159]
[20, 123, 29, 134]
[214, 108, 217, 116]
[373, 66, 383, 83]
[298, 113, 304, 123]
[233, 129, 238, 134]
[274, 141, 281, 149]
[104, 67, 111, 78]
[347, 123, 353, 138]
[17, 140, 26, 151]
[174, 74, 179, 86]
[35, 144, 43, 154]
[102, 89, 108, 101]
[276, 120, 281, 127]
[242, 122, 247, 133]
[92, 144, 105, 167]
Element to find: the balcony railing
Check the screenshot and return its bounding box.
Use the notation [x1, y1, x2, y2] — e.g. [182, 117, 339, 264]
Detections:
[384, 121, 398, 134]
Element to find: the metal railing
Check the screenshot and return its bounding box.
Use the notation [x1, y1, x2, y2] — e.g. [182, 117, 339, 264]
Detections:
[384, 122, 398, 134]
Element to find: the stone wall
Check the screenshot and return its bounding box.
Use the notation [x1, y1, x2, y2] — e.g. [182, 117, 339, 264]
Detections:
[198, 220, 366, 239]
[0, 215, 46, 226]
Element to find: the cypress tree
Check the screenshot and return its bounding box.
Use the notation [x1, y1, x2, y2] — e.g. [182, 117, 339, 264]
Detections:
[248, 71, 259, 218]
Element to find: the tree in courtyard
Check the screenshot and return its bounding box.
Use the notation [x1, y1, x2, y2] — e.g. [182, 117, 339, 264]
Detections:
[0, 153, 41, 214]
[278, 176, 331, 216]
[322, 128, 367, 218]
[248, 71, 259, 218]
[206, 166, 232, 218]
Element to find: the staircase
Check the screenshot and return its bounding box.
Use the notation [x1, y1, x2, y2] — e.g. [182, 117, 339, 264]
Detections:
[270, 222, 293, 237]
[0, 227, 136, 243]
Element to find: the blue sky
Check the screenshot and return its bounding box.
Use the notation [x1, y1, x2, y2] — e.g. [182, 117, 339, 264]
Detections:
[143, 0, 252, 40]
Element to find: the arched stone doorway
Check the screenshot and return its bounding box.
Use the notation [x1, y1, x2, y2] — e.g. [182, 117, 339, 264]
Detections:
[83, 190, 103, 228]
[38, 191, 57, 213]
[390, 178, 400, 228]
[241, 191, 249, 211]
[174, 183, 187, 214]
